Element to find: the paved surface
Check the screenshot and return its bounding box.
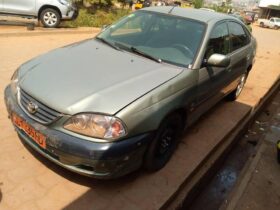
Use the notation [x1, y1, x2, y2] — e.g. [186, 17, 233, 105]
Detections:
[188, 86, 280, 210]
[0, 25, 279, 210]
[223, 90, 280, 210]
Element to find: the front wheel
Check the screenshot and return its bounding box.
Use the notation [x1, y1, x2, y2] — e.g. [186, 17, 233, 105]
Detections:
[144, 114, 183, 171]
[226, 72, 247, 101]
[274, 25, 279, 30]
[40, 8, 61, 28]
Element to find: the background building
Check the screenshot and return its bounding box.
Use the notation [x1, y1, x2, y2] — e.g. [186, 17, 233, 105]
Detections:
[258, 0, 280, 18]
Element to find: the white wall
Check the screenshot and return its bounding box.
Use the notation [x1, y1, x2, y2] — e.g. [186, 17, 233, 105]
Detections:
[259, 0, 280, 7]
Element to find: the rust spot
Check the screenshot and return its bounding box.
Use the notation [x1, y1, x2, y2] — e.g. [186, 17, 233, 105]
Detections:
[48, 135, 62, 148]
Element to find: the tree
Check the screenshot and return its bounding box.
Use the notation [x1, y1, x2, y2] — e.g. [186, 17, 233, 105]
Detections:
[192, 0, 203, 9]
[74, 0, 113, 8]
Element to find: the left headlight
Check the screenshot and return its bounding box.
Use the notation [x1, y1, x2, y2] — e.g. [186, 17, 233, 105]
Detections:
[64, 113, 127, 140]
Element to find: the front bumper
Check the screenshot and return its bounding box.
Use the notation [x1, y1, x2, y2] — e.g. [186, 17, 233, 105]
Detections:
[4, 85, 151, 179]
[61, 4, 79, 20]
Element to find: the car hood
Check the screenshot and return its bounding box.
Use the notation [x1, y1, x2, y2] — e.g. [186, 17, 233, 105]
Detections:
[19, 39, 183, 115]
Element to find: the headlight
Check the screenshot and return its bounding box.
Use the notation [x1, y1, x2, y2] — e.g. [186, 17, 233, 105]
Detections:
[11, 68, 19, 82]
[58, 0, 71, 6]
[11, 69, 19, 93]
[64, 113, 126, 140]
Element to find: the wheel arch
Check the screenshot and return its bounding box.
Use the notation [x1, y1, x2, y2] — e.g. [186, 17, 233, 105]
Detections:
[159, 107, 188, 130]
[247, 64, 253, 73]
[38, 5, 62, 19]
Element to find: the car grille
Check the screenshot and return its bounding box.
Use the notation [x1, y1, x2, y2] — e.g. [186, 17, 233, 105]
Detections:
[18, 89, 61, 124]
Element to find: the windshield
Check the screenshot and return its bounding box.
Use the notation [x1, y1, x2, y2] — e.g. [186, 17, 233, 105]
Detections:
[97, 11, 205, 67]
[275, 18, 280, 22]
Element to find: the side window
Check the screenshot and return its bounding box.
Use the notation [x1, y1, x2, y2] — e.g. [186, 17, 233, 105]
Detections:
[205, 22, 229, 60]
[228, 22, 249, 52]
[271, 19, 274, 22]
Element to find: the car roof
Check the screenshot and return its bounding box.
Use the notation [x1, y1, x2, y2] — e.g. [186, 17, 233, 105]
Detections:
[141, 6, 234, 23]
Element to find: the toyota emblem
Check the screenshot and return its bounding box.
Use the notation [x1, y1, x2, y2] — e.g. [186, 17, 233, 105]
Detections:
[27, 101, 38, 114]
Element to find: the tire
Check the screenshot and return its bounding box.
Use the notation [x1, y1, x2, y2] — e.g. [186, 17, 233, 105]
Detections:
[226, 72, 248, 101]
[274, 25, 279, 30]
[40, 8, 61, 28]
[260, 22, 264, 27]
[144, 113, 183, 171]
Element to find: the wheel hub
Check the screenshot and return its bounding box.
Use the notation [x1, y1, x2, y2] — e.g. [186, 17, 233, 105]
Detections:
[44, 12, 57, 26]
[158, 130, 174, 155]
[236, 74, 246, 97]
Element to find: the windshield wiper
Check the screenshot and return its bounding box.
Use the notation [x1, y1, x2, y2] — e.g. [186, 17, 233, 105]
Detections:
[96, 37, 121, 51]
[130, 47, 162, 63]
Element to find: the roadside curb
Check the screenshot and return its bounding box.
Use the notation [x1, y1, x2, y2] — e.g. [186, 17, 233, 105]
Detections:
[163, 77, 280, 210]
[221, 142, 267, 210]
[0, 27, 100, 37]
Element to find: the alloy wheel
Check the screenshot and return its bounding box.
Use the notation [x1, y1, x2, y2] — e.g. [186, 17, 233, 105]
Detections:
[236, 74, 247, 97]
[43, 12, 58, 26]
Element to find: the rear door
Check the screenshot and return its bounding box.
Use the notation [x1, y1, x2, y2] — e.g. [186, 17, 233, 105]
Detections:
[226, 21, 251, 92]
[3, 0, 36, 15]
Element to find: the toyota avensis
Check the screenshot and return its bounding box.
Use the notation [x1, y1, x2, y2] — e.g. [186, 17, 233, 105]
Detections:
[4, 7, 256, 179]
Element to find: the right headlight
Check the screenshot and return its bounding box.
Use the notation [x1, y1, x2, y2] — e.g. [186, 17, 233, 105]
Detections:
[64, 113, 127, 140]
[58, 0, 71, 6]
[11, 68, 19, 93]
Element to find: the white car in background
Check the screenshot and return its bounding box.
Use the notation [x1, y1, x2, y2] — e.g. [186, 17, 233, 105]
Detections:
[258, 17, 280, 30]
[0, 0, 78, 28]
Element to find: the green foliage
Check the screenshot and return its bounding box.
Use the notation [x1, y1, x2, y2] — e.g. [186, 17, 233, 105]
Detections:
[64, 8, 130, 27]
[74, 0, 113, 7]
[192, 0, 203, 9]
[207, 5, 233, 13]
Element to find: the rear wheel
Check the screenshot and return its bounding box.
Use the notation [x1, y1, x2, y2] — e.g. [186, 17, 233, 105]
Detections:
[226, 72, 247, 101]
[274, 25, 279, 30]
[144, 113, 183, 171]
[40, 8, 61, 28]
[260, 22, 264, 27]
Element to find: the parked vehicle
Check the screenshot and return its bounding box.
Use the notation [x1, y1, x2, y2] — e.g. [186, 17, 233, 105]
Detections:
[135, 0, 151, 10]
[230, 14, 252, 32]
[0, 0, 78, 28]
[244, 11, 255, 23]
[258, 17, 280, 29]
[4, 7, 256, 179]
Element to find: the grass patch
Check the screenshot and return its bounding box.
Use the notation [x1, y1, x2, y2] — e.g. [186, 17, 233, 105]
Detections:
[64, 8, 130, 28]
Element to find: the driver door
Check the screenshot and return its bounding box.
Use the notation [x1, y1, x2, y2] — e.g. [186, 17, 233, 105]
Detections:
[191, 22, 231, 122]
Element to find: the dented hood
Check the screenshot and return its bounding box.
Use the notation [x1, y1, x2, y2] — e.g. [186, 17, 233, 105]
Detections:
[19, 39, 183, 115]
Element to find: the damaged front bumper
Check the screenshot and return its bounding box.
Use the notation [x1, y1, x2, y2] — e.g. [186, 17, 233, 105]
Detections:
[4, 85, 151, 179]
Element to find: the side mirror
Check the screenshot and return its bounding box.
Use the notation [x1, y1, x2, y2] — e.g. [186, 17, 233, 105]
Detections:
[207, 54, 230, 67]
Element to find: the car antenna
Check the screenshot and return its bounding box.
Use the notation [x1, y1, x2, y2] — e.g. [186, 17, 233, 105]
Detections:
[168, 5, 177, 14]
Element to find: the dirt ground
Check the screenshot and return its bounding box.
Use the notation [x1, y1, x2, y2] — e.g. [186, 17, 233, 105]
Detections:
[222, 90, 280, 210]
[0, 25, 279, 210]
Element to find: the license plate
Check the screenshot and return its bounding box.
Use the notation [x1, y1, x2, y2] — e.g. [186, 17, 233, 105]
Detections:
[12, 113, 46, 149]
